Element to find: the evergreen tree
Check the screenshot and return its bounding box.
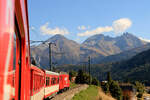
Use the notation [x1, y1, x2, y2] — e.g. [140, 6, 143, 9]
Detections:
[134, 81, 145, 99]
[83, 73, 90, 84]
[105, 83, 110, 93]
[75, 70, 84, 84]
[102, 72, 123, 100]
[92, 77, 100, 86]
[109, 81, 122, 100]
[107, 72, 112, 85]
[69, 70, 77, 81]
[75, 69, 92, 84]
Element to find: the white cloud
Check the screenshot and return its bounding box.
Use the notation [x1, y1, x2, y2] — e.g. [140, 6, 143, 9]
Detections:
[78, 25, 86, 30]
[112, 18, 132, 34]
[40, 22, 69, 35]
[139, 37, 150, 42]
[77, 18, 132, 37]
[77, 26, 113, 37]
[77, 25, 90, 30]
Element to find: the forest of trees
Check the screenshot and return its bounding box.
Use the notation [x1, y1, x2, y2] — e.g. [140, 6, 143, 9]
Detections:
[69, 70, 99, 86]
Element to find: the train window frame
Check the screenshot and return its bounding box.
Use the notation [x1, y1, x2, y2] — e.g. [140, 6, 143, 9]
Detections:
[14, 16, 22, 100]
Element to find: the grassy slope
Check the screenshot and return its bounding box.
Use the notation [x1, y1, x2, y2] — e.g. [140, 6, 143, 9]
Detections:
[72, 85, 98, 100]
[72, 85, 116, 100]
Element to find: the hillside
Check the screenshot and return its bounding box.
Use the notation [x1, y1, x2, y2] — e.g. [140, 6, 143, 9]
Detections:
[111, 48, 150, 82]
[99, 43, 150, 63]
[57, 48, 150, 85]
[72, 85, 98, 100]
[72, 85, 116, 100]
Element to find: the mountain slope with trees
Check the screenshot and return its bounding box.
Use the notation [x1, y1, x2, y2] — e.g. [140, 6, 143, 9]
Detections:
[111, 48, 150, 83]
[57, 48, 150, 85]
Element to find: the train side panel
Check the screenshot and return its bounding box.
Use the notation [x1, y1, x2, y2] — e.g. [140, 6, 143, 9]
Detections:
[59, 74, 70, 91]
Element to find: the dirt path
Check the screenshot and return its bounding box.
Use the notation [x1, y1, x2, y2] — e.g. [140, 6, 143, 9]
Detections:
[51, 84, 89, 100]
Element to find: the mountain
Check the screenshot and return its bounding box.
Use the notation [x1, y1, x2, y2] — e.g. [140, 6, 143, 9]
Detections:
[82, 32, 146, 55]
[31, 34, 81, 69]
[31, 33, 148, 68]
[31, 34, 106, 68]
[82, 34, 120, 55]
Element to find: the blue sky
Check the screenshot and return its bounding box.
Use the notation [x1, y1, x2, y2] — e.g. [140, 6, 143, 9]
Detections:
[28, 0, 150, 43]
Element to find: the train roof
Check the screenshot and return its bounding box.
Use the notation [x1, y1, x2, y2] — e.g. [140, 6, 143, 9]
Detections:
[45, 70, 59, 75]
[31, 65, 45, 73]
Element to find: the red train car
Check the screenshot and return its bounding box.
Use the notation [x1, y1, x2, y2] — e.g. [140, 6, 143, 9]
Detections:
[59, 72, 70, 92]
[44, 70, 59, 99]
[30, 66, 61, 100]
[30, 65, 45, 100]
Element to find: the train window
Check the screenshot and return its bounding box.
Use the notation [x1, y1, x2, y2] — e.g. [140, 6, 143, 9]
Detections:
[52, 78, 55, 85]
[54, 78, 56, 84]
[51, 78, 54, 85]
[48, 77, 50, 86]
[49, 77, 51, 85]
[58, 77, 59, 83]
[46, 77, 50, 86]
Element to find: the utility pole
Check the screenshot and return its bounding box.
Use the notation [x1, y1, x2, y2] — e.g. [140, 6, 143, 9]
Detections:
[88, 56, 91, 84]
[49, 43, 52, 71]
[48, 42, 56, 71]
[30, 40, 56, 71]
